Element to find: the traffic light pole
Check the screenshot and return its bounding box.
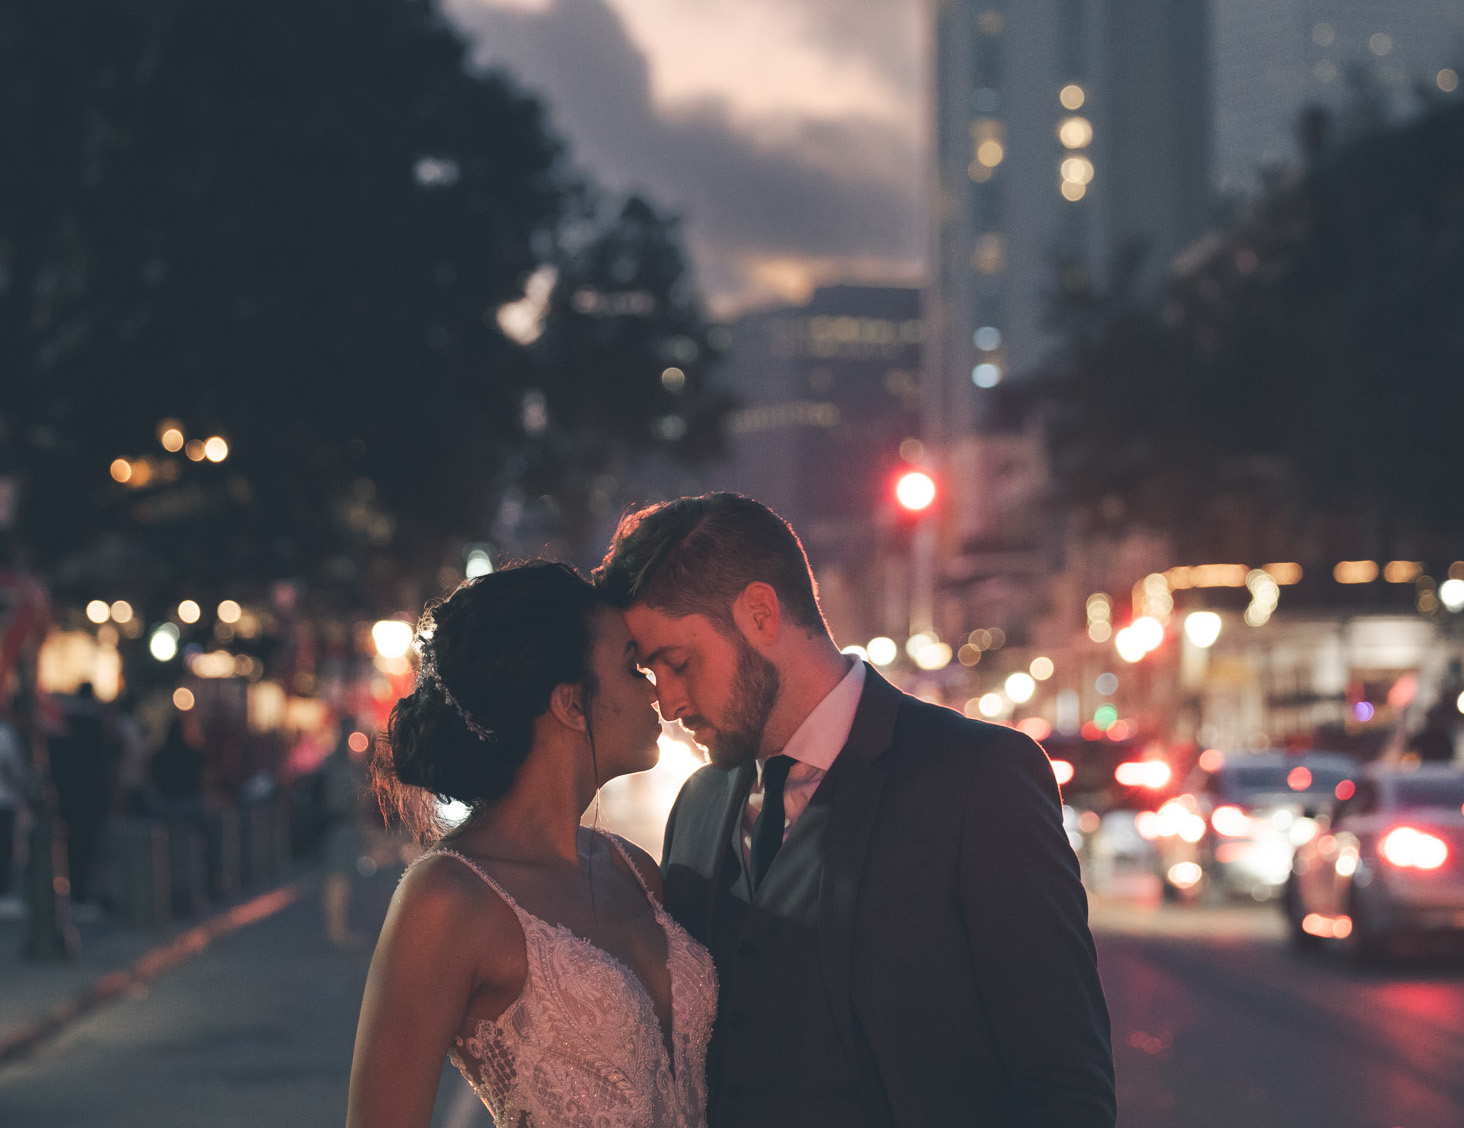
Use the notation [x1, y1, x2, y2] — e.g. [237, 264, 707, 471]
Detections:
[910, 513, 937, 637]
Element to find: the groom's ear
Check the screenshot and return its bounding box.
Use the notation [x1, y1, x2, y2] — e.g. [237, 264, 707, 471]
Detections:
[733, 581, 781, 648]
[548, 682, 588, 731]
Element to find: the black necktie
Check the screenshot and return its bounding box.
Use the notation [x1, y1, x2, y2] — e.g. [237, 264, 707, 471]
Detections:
[750, 755, 794, 890]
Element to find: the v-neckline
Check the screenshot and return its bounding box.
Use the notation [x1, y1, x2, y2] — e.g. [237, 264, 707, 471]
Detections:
[438, 839, 680, 1074]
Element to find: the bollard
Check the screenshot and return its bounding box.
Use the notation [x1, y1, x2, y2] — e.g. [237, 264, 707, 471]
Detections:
[219, 805, 241, 897]
[165, 822, 208, 917]
[23, 809, 80, 959]
[118, 819, 171, 928]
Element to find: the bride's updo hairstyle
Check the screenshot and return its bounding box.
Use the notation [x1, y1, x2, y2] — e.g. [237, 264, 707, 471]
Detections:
[378, 561, 603, 839]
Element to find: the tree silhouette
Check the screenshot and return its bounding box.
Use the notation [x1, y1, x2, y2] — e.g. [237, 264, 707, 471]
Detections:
[0, 0, 720, 613]
[1030, 95, 1464, 564]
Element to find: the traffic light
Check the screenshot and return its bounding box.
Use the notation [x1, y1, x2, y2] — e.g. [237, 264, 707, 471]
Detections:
[894, 469, 936, 513]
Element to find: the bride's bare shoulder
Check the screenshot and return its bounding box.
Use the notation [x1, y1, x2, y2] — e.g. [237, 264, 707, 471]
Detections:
[385, 851, 524, 953]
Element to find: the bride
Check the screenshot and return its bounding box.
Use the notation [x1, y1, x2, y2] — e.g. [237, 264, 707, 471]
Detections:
[347, 562, 717, 1128]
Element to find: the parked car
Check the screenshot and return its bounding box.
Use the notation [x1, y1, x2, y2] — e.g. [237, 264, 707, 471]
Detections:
[1285, 763, 1464, 960]
[1153, 751, 1357, 903]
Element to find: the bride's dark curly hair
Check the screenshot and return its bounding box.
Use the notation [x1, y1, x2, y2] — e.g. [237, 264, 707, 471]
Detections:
[377, 561, 604, 841]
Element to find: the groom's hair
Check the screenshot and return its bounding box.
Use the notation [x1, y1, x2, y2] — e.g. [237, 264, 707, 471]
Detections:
[594, 493, 827, 636]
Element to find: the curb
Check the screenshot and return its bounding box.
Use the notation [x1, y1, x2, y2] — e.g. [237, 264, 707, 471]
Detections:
[0, 882, 302, 1071]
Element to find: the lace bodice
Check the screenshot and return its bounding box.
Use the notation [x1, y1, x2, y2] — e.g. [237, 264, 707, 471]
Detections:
[433, 836, 717, 1128]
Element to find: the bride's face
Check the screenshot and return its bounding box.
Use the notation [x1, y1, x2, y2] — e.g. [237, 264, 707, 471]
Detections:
[585, 609, 662, 781]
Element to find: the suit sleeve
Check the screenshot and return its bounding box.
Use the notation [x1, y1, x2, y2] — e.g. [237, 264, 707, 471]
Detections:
[958, 727, 1117, 1127]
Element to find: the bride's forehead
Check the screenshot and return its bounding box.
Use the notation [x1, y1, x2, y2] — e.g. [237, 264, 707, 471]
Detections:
[591, 607, 632, 646]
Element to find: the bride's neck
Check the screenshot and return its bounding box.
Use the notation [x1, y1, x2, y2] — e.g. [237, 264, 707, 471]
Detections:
[447, 744, 596, 867]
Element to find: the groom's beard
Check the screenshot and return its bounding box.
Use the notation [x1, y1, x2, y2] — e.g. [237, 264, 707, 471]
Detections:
[701, 636, 779, 771]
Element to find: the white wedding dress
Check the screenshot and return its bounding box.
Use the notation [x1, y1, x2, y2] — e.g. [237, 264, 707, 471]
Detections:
[432, 836, 717, 1128]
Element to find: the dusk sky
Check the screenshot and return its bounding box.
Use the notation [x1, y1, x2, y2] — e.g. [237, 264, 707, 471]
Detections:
[444, 0, 927, 317]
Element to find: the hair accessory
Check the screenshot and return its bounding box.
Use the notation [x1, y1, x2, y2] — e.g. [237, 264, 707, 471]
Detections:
[414, 617, 495, 743]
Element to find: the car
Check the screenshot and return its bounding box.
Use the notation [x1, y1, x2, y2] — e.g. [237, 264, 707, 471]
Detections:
[1285, 763, 1464, 961]
[1151, 751, 1358, 904]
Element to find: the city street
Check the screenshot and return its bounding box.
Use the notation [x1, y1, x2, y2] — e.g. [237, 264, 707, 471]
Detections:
[1094, 898, 1464, 1128]
[3, 837, 1463, 1126]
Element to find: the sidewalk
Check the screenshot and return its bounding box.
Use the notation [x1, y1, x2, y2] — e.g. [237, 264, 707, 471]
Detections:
[0, 874, 309, 1069]
[0, 858, 497, 1127]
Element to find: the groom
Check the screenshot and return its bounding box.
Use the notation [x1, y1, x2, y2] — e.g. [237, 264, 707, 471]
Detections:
[596, 493, 1115, 1128]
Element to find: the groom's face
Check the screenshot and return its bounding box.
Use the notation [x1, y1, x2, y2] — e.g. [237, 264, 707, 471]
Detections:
[624, 603, 779, 770]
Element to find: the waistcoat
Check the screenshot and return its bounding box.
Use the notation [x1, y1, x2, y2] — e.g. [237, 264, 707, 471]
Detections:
[705, 763, 877, 1128]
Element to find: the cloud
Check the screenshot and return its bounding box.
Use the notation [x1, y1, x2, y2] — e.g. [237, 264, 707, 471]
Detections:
[443, 0, 924, 313]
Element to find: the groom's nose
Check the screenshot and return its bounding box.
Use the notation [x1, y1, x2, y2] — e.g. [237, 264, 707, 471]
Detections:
[652, 675, 691, 723]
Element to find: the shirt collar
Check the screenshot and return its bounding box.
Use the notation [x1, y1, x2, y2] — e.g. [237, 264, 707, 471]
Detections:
[766, 657, 865, 774]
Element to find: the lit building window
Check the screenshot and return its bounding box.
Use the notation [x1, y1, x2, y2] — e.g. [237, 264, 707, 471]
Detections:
[971, 234, 1006, 275]
[1059, 83, 1085, 110]
[1061, 181, 1087, 202]
[1058, 116, 1093, 148]
[970, 118, 1005, 173]
[1312, 23, 1335, 47]
[972, 363, 1002, 387]
[1439, 69, 1459, 93]
[1061, 155, 1094, 185]
[974, 326, 1002, 350]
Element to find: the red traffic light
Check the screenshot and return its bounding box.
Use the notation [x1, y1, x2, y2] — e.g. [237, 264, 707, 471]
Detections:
[895, 470, 936, 512]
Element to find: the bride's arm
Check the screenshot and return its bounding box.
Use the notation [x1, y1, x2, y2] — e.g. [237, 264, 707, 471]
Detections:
[346, 857, 526, 1128]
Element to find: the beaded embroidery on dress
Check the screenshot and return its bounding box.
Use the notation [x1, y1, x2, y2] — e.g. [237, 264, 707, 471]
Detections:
[431, 835, 717, 1128]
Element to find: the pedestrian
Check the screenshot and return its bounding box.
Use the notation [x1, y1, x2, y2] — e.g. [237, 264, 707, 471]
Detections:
[320, 716, 374, 946]
[148, 714, 224, 901]
[0, 700, 28, 915]
[48, 682, 118, 916]
[348, 562, 717, 1128]
[595, 493, 1116, 1127]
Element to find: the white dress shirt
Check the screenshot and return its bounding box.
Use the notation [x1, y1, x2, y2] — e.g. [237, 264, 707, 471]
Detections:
[740, 658, 866, 871]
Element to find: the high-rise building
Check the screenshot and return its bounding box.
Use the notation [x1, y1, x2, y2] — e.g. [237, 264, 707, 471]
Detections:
[925, 1, 1210, 644]
[928, 1, 1210, 423]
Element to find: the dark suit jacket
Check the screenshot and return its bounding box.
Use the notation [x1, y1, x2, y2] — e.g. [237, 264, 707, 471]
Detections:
[662, 664, 1116, 1127]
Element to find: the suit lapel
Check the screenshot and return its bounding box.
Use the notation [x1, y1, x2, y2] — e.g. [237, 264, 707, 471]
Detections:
[688, 763, 753, 937]
[818, 667, 901, 1071]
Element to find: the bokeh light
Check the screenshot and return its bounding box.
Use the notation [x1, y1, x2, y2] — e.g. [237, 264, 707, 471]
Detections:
[1058, 116, 1093, 148]
[867, 637, 897, 666]
[372, 620, 414, 659]
[149, 623, 180, 662]
[895, 470, 936, 511]
[158, 420, 185, 451]
[1184, 611, 1222, 648]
